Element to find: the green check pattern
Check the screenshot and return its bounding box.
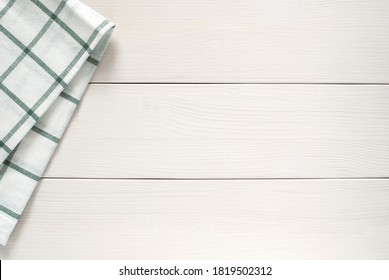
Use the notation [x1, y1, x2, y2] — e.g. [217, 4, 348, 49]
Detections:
[0, 0, 114, 245]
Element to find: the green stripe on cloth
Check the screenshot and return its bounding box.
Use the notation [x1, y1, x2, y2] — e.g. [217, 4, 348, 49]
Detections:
[60, 92, 79, 105]
[0, 1, 66, 85]
[0, 84, 40, 121]
[0, 141, 12, 153]
[87, 56, 99, 66]
[31, 0, 93, 52]
[0, 147, 18, 181]
[60, 19, 110, 75]
[4, 160, 40, 182]
[31, 126, 60, 144]
[0, 204, 20, 220]
[0, 82, 59, 148]
[0, 25, 67, 88]
[0, 0, 16, 19]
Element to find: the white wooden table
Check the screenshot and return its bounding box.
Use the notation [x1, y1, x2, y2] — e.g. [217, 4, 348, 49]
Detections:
[1, 0, 389, 259]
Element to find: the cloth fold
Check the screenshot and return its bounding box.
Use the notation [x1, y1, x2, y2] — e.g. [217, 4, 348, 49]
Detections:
[0, 0, 114, 245]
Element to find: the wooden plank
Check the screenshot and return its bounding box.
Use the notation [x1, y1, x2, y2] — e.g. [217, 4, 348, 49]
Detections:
[45, 84, 389, 178]
[83, 0, 389, 83]
[1, 178, 389, 259]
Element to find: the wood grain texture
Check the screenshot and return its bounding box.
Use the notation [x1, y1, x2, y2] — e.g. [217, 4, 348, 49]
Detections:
[82, 0, 389, 83]
[1, 179, 388, 259]
[44, 84, 389, 178]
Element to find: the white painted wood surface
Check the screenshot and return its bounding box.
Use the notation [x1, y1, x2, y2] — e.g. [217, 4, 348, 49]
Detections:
[2, 0, 389, 259]
[1, 179, 389, 259]
[45, 84, 389, 178]
[83, 0, 389, 83]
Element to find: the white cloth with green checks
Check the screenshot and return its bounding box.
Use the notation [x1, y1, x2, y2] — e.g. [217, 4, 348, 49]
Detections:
[0, 0, 114, 245]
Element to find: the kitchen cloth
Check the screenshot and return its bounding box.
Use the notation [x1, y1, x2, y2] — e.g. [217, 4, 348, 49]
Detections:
[0, 0, 114, 245]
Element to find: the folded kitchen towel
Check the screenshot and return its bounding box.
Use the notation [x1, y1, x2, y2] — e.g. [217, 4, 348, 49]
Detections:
[0, 0, 114, 245]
